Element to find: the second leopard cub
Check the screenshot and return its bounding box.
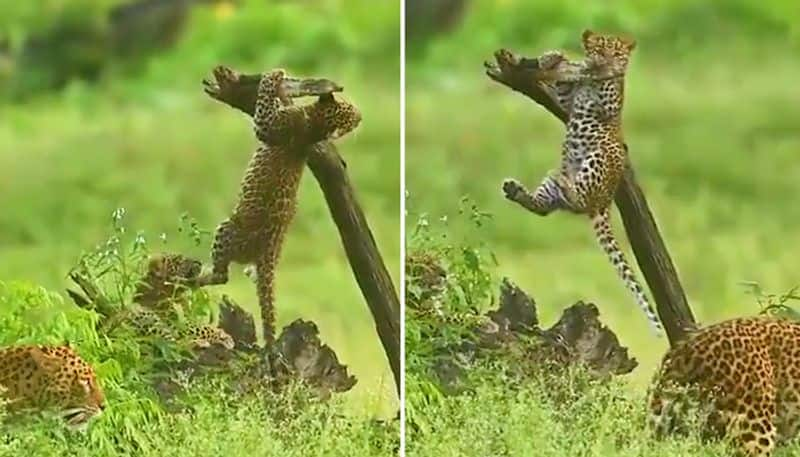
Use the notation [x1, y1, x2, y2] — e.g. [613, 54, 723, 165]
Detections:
[503, 30, 662, 335]
[196, 69, 361, 345]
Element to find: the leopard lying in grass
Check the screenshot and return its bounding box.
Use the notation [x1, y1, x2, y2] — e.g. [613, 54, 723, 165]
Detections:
[109, 252, 235, 350]
[0, 345, 105, 428]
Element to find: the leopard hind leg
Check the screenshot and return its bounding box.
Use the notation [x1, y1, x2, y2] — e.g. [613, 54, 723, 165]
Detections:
[196, 219, 237, 287]
[502, 172, 577, 216]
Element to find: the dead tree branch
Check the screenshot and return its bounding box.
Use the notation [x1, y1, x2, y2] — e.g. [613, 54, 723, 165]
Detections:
[202, 66, 401, 394]
[484, 49, 696, 346]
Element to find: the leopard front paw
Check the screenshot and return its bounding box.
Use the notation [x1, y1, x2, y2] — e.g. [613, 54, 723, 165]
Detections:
[268, 68, 287, 80]
[502, 178, 526, 201]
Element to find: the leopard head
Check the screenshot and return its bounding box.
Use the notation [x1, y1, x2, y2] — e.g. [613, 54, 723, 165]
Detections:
[34, 346, 105, 427]
[307, 93, 362, 140]
[581, 30, 636, 70]
[189, 326, 235, 350]
[149, 253, 203, 284]
[135, 253, 202, 305]
[63, 369, 105, 428]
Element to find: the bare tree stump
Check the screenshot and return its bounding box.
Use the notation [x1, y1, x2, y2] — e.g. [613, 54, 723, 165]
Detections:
[271, 319, 358, 399]
[484, 48, 696, 346]
[432, 277, 638, 394]
[66, 271, 358, 406]
[219, 294, 258, 352]
[202, 66, 401, 394]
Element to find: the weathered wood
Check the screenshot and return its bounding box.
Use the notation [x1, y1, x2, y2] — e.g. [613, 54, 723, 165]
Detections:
[219, 294, 258, 352]
[428, 277, 638, 394]
[202, 66, 401, 394]
[484, 48, 696, 346]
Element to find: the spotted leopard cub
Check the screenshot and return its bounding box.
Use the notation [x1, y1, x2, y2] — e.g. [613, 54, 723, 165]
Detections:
[125, 307, 235, 350]
[123, 253, 234, 350]
[196, 69, 361, 345]
[502, 30, 662, 335]
[648, 317, 800, 457]
[0, 345, 105, 427]
[134, 253, 202, 315]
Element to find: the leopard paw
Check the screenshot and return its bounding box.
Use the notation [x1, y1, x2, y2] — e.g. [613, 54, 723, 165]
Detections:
[537, 50, 567, 70]
[502, 178, 526, 201]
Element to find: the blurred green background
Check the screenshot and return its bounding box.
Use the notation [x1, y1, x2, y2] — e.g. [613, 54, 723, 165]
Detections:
[406, 0, 800, 388]
[0, 0, 399, 417]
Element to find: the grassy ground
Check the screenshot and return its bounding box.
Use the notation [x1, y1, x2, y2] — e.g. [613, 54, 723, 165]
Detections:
[406, 1, 800, 454]
[407, 370, 799, 456]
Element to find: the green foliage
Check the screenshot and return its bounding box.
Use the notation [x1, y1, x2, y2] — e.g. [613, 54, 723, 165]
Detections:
[0, 0, 399, 99]
[179, 0, 399, 74]
[405, 214, 800, 455]
[0, 381, 398, 456]
[409, 0, 800, 63]
[407, 367, 761, 457]
[741, 282, 800, 320]
[405, 198, 496, 371]
[0, 214, 397, 455]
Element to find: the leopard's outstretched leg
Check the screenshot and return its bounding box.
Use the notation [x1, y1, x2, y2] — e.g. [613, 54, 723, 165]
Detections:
[255, 253, 277, 346]
[196, 219, 236, 287]
[502, 173, 573, 216]
[590, 209, 662, 335]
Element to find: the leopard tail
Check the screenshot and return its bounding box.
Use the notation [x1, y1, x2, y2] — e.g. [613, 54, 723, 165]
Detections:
[590, 209, 663, 336]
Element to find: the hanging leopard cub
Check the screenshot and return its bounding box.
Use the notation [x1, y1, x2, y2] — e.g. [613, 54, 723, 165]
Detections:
[502, 30, 662, 335]
[196, 69, 361, 345]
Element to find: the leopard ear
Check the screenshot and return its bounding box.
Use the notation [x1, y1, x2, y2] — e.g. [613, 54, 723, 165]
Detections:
[582, 29, 595, 42]
[29, 346, 60, 372]
[318, 93, 335, 103]
[622, 35, 637, 51]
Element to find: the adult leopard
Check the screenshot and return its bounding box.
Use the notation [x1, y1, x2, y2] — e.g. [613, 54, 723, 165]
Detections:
[0, 345, 105, 427]
[649, 316, 800, 456]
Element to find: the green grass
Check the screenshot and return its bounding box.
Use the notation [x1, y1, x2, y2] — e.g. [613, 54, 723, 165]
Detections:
[2, 386, 397, 457]
[406, 370, 799, 457]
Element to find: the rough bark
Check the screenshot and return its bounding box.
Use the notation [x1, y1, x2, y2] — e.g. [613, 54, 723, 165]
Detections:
[484, 48, 696, 346]
[202, 66, 401, 394]
[219, 294, 258, 352]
